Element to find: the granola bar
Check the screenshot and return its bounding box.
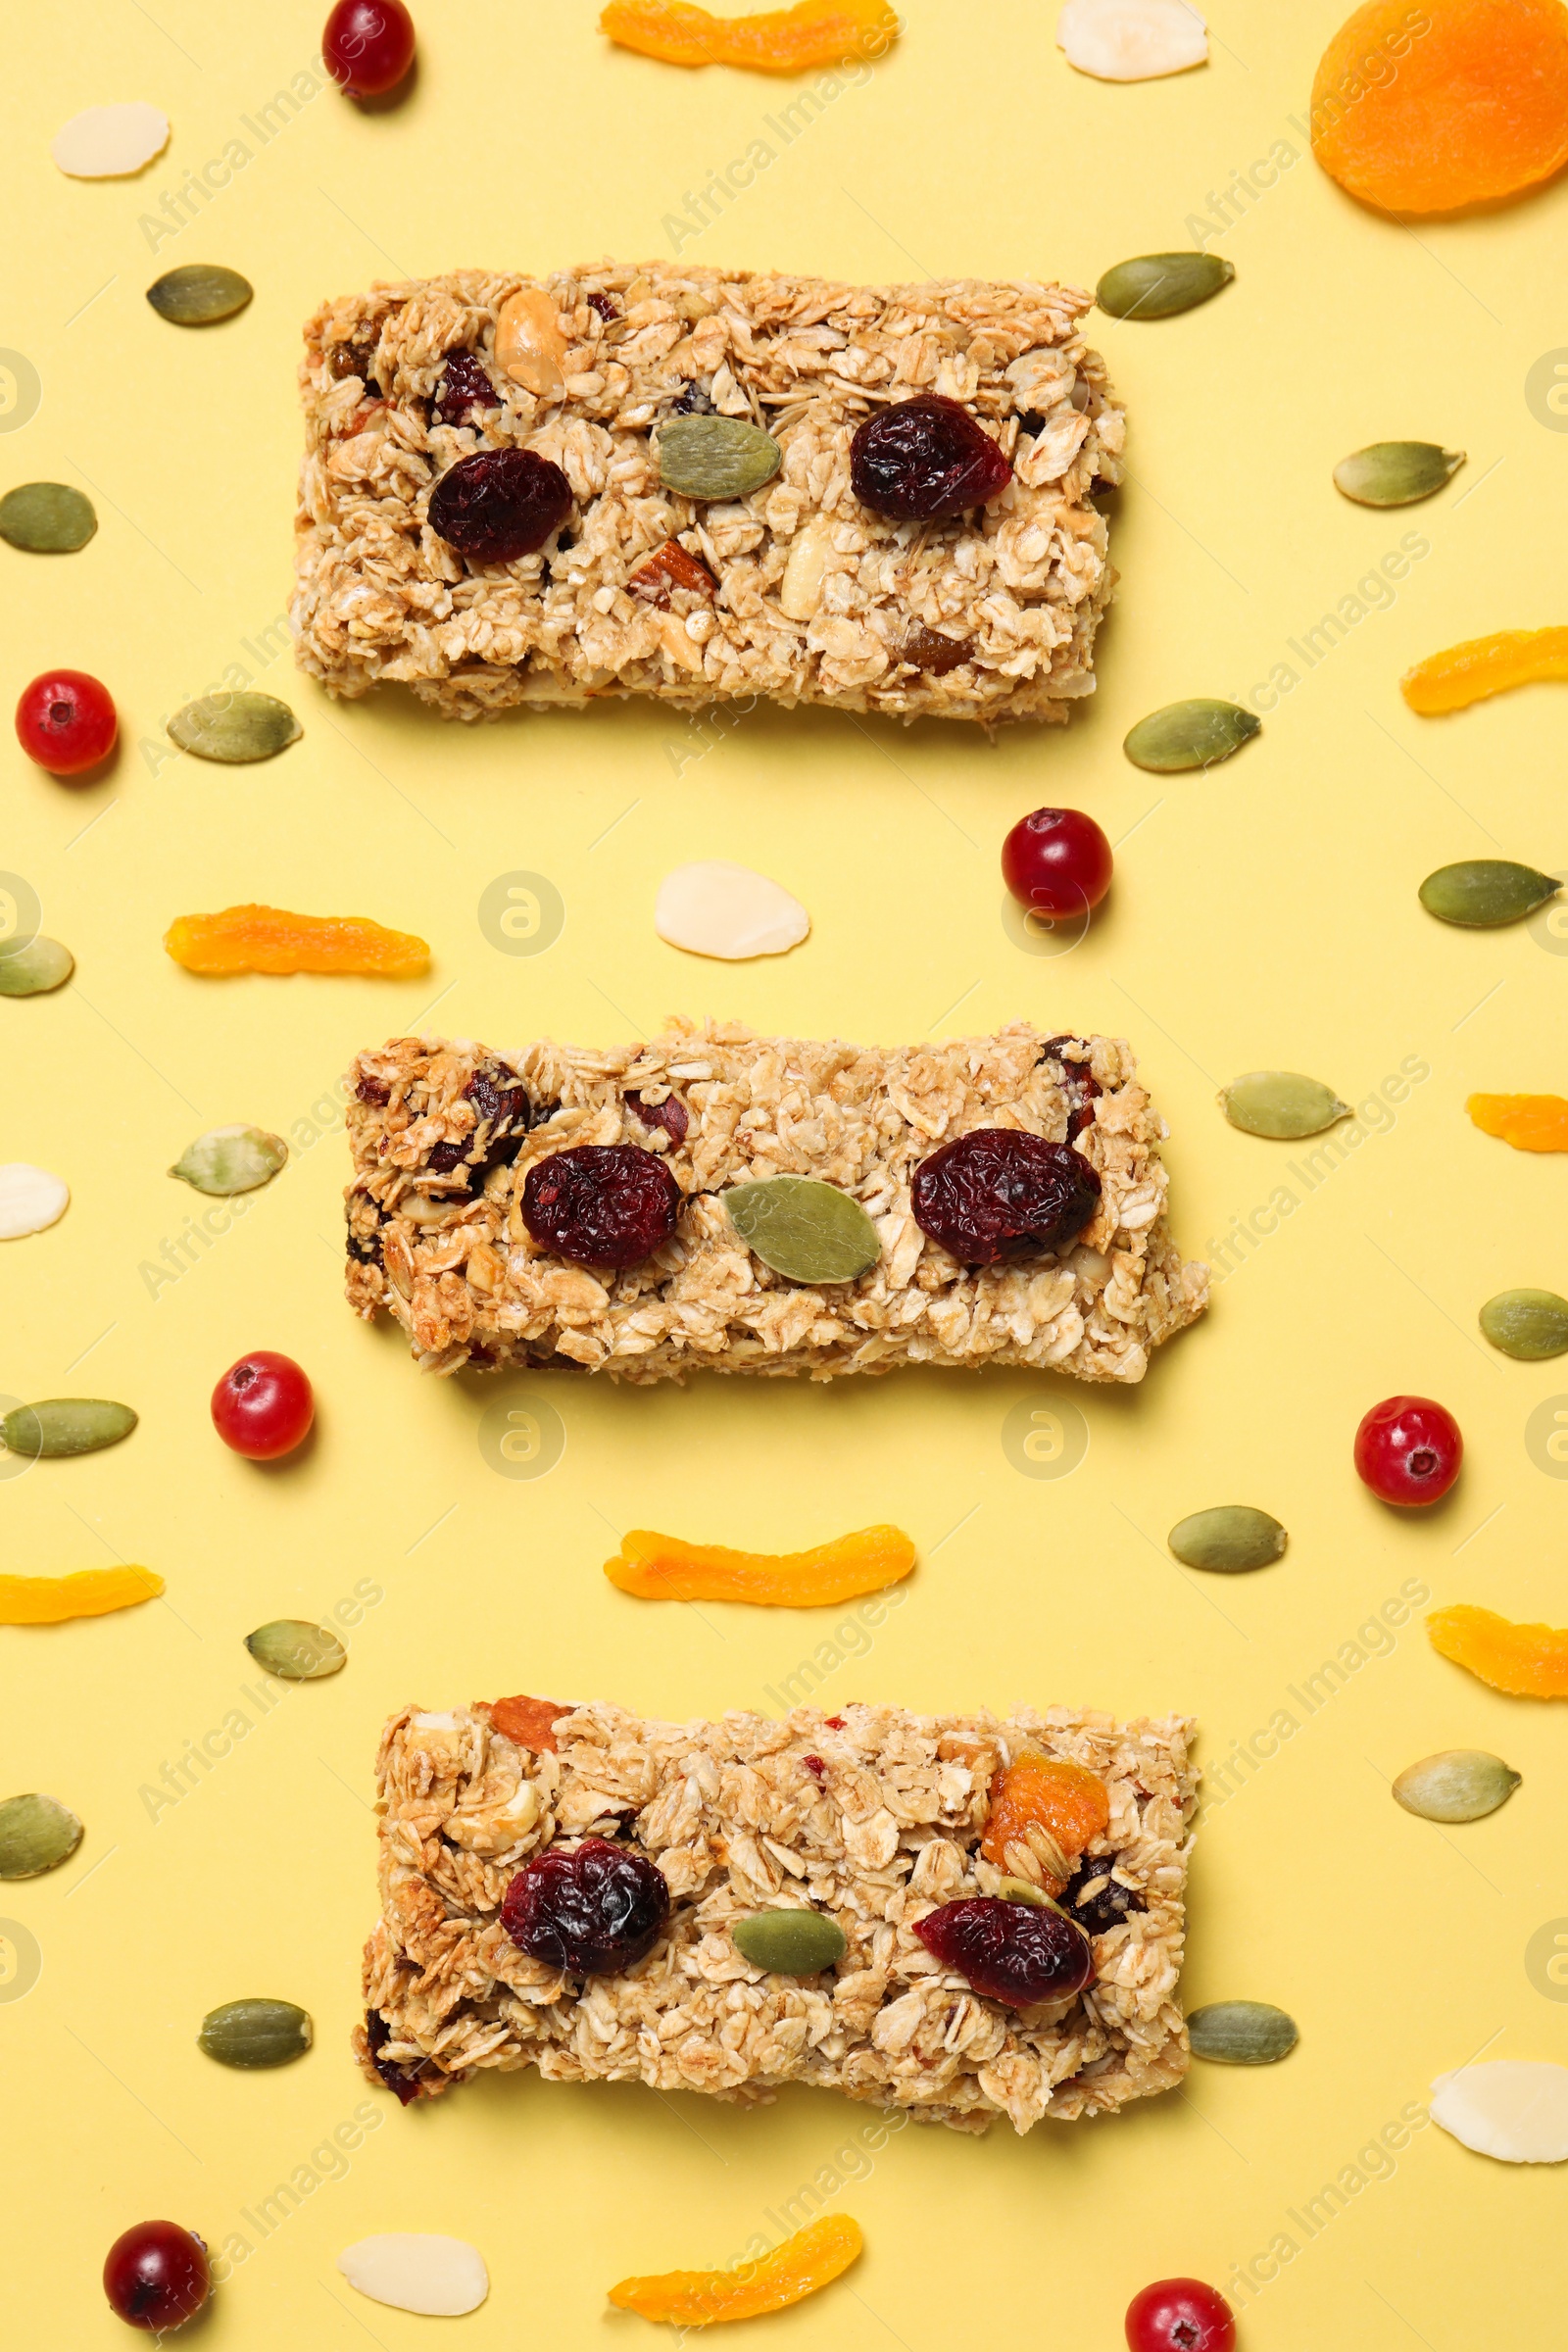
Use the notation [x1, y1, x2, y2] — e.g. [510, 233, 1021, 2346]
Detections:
[357, 1696, 1196, 2132]
[293, 263, 1124, 725]
[344, 1022, 1208, 1383]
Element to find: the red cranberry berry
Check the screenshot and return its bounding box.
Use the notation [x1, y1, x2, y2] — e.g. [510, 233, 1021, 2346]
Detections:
[427, 449, 572, 565]
[522, 1143, 680, 1269]
[103, 2221, 210, 2332]
[625, 1090, 689, 1147]
[911, 1129, 1101, 1265]
[913, 1896, 1094, 2008]
[1125, 2278, 1236, 2352]
[1353, 1394, 1462, 1506]
[323, 0, 416, 96]
[850, 395, 1012, 523]
[15, 668, 118, 776]
[435, 350, 500, 427]
[1003, 807, 1113, 920]
[211, 1351, 315, 1461]
[1039, 1035, 1103, 1143]
[502, 1836, 669, 1975]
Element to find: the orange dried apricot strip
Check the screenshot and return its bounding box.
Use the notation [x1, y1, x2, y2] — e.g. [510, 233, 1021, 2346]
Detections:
[1312, 0, 1568, 215]
[164, 904, 429, 976]
[1428, 1603, 1568, 1696]
[601, 0, 899, 71]
[484, 1693, 566, 1750]
[0, 1567, 164, 1625]
[609, 2214, 862, 2325]
[1400, 628, 1568, 713]
[980, 1751, 1110, 1892]
[1467, 1093, 1568, 1152]
[604, 1524, 915, 1605]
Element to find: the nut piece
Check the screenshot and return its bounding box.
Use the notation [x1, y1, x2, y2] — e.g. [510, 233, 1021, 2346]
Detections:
[627, 540, 717, 606]
[1058, 0, 1208, 81]
[1418, 859, 1559, 928]
[337, 2235, 490, 2317]
[0, 1791, 83, 1879]
[199, 1997, 314, 2069]
[0, 1163, 69, 1240]
[654, 859, 809, 960]
[725, 1174, 881, 1285]
[495, 287, 567, 399]
[658, 415, 782, 501]
[780, 514, 836, 620]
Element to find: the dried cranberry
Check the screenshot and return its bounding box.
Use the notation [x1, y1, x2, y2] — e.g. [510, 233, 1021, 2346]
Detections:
[625, 1090, 689, 1147]
[588, 291, 620, 321]
[913, 1896, 1094, 2008]
[329, 332, 379, 385]
[522, 1143, 680, 1269]
[501, 1836, 669, 1975]
[347, 1230, 383, 1266]
[802, 1754, 826, 1779]
[911, 1129, 1100, 1264]
[427, 448, 572, 565]
[435, 349, 500, 427]
[824, 1716, 847, 1730]
[1039, 1036, 1103, 1143]
[850, 395, 1012, 524]
[1015, 409, 1049, 438]
[366, 2009, 421, 2105]
[356, 1072, 390, 1105]
[902, 624, 974, 674]
[1065, 1852, 1146, 1934]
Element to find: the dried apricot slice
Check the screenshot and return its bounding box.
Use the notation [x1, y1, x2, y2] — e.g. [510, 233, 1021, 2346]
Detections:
[1400, 628, 1568, 712]
[484, 1693, 566, 1750]
[609, 2215, 862, 2325]
[164, 904, 429, 976]
[1467, 1093, 1568, 1152]
[1428, 1603, 1568, 1696]
[0, 1567, 163, 1624]
[980, 1752, 1110, 1891]
[601, 0, 898, 71]
[1312, 0, 1568, 215]
[604, 1524, 915, 1605]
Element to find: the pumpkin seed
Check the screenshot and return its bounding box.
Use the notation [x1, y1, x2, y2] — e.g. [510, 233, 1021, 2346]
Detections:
[0, 1398, 137, 1459]
[732, 1909, 847, 1975]
[1123, 698, 1260, 771]
[1333, 442, 1465, 508]
[1167, 1504, 1286, 1574]
[1418, 859, 1559, 928]
[1219, 1071, 1348, 1140]
[170, 1124, 288, 1197]
[199, 1996, 314, 2069]
[147, 264, 254, 325]
[1480, 1288, 1568, 1361]
[725, 1174, 881, 1286]
[0, 482, 97, 554]
[0, 937, 74, 996]
[658, 415, 781, 501]
[244, 1620, 347, 1681]
[0, 1791, 82, 1879]
[1393, 1749, 1521, 1823]
[167, 691, 302, 763]
[1096, 251, 1234, 320]
[994, 1876, 1051, 1907]
[1188, 2000, 1298, 2065]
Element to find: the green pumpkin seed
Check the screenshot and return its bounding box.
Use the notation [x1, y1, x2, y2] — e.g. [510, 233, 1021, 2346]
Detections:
[1480, 1288, 1568, 1361]
[170, 1124, 288, 1197]
[167, 692, 302, 763]
[0, 937, 74, 996]
[0, 1398, 137, 1460]
[1168, 1505, 1287, 1574]
[1333, 442, 1465, 509]
[1123, 699, 1260, 772]
[1188, 2000, 1298, 2065]
[732, 1909, 847, 1975]
[1418, 860, 1559, 928]
[147, 264, 254, 325]
[0, 482, 97, 553]
[199, 1996, 314, 2069]
[1097, 252, 1235, 321]
[1393, 1749, 1521, 1823]
[658, 415, 782, 501]
[1219, 1071, 1348, 1141]
[244, 1620, 347, 1681]
[725, 1174, 881, 1286]
[994, 1876, 1051, 1907]
[0, 1791, 82, 1879]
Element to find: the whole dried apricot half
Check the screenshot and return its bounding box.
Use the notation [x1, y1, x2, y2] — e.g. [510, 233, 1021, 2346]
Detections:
[1312, 0, 1568, 215]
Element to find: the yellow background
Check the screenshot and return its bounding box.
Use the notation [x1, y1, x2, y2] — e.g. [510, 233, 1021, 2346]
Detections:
[4, 2, 1567, 2343]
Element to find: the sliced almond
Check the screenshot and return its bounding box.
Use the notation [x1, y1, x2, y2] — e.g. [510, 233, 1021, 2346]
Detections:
[1431, 2062, 1568, 2163]
[0, 1163, 69, 1240]
[655, 861, 810, 961]
[1057, 0, 1207, 80]
[338, 2234, 490, 2317]
[780, 514, 836, 621]
[51, 102, 171, 177]
[495, 288, 567, 399]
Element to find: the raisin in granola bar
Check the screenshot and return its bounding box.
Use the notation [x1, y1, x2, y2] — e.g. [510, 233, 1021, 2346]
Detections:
[294, 263, 1123, 725]
[344, 1022, 1208, 1383]
[357, 1696, 1195, 2132]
